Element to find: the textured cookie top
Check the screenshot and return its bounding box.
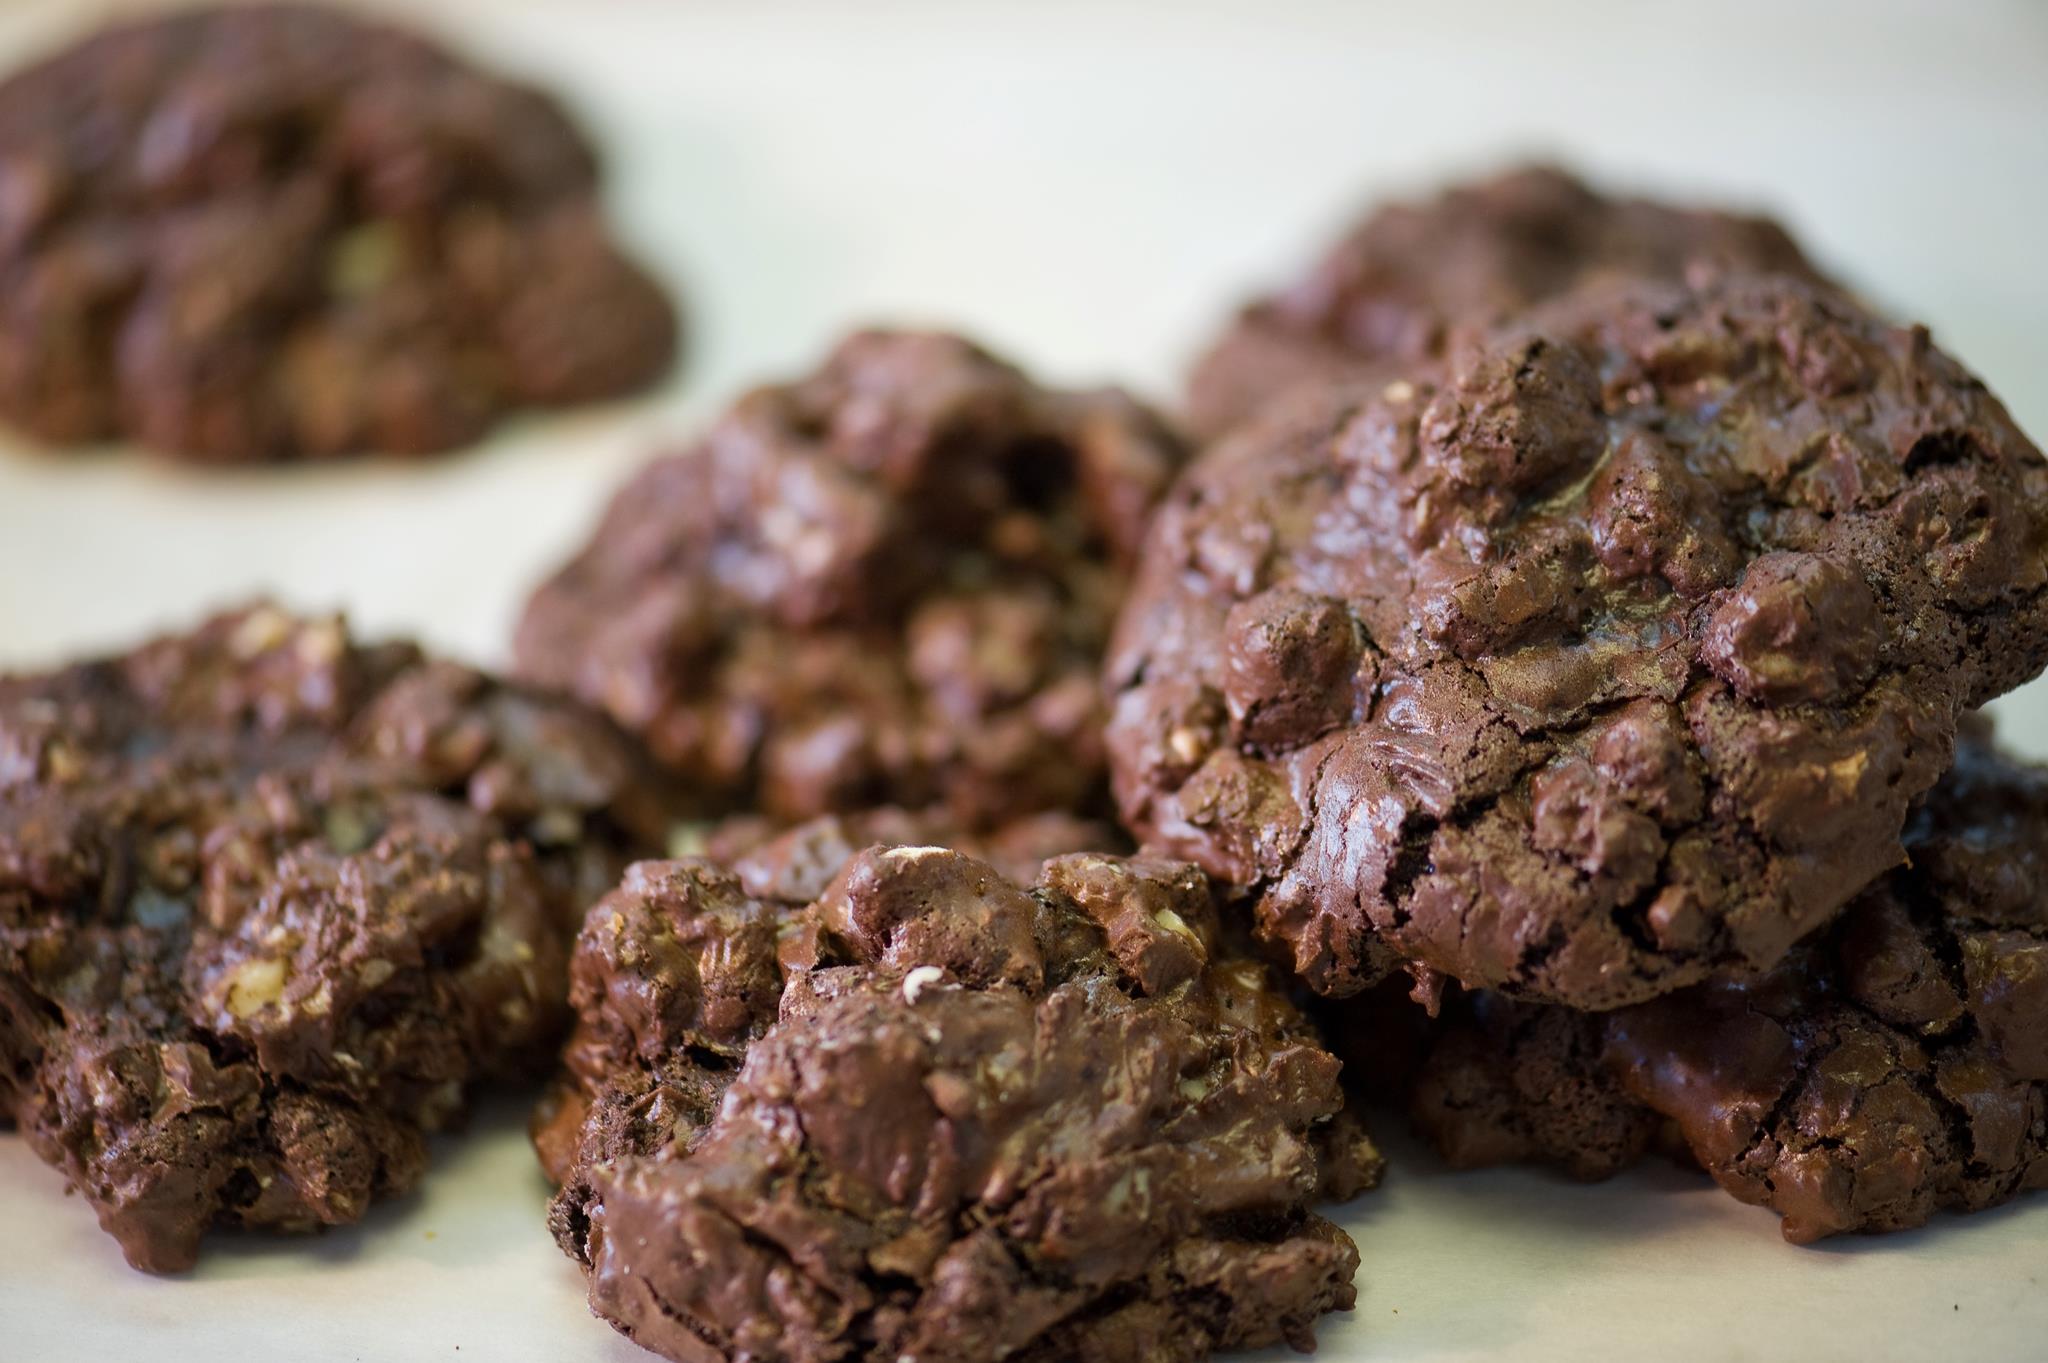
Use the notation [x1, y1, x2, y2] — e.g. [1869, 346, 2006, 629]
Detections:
[531, 806, 1122, 1186]
[517, 329, 1186, 829]
[0, 3, 675, 462]
[543, 841, 1379, 1363]
[1109, 272, 2048, 1009]
[1186, 164, 1820, 437]
[1403, 733, 2048, 1242]
[0, 605, 670, 1271]
[689, 805, 1125, 904]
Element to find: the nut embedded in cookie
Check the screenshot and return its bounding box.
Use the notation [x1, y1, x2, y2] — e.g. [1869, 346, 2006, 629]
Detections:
[1393, 731, 2048, 1242]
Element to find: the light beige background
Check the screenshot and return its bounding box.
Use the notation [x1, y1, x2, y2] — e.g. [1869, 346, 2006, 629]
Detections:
[0, 1, 2044, 1359]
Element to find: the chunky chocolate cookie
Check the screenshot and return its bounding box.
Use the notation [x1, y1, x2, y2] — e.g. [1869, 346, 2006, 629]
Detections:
[1186, 164, 1821, 438]
[516, 328, 1186, 829]
[530, 807, 1124, 1185]
[1109, 271, 2048, 1010]
[542, 840, 1380, 1362]
[0, 3, 676, 463]
[0, 605, 671, 1271]
[1402, 732, 2048, 1241]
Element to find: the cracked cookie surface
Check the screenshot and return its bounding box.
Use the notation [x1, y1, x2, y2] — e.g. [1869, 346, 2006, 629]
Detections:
[1185, 164, 1822, 439]
[531, 807, 1123, 1186]
[1109, 272, 2048, 1009]
[1399, 732, 2048, 1241]
[0, 605, 670, 1271]
[516, 329, 1186, 831]
[0, 3, 676, 462]
[542, 833, 1379, 1362]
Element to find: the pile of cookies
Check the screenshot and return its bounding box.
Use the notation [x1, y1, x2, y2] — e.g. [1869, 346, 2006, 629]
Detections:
[1114, 167, 2048, 1250]
[2, 7, 2045, 1363]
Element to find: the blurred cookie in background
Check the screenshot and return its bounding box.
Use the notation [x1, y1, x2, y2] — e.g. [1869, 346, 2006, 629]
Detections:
[0, 3, 677, 464]
[1185, 164, 1823, 439]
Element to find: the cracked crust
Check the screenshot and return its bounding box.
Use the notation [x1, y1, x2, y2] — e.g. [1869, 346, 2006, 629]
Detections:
[539, 834, 1380, 1363]
[0, 3, 677, 463]
[1108, 270, 2048, 1010]
[1406, 993, 1663, 1182]
[0, 604, 671, 1271]
[1184, 164, 1823, 439]
[1400, 732, 2048, 1241]
[515, 329, 1187, 830]
[530, 808, 1124, 1188]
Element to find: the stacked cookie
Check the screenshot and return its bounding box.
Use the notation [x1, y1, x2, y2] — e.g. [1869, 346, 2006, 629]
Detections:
[1111, 166, 2048, 1246]
[1404, 723, 2048, 1241]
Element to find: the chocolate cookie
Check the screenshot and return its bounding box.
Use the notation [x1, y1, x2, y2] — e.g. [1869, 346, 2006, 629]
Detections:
[1108, 271, 2048, 1010]
[541, 839, 1379, 1362]
[0, 605, 671, 1271]
[1186, 164, 1822, 438]
[530, 807, 1124, 1185]
[516, 328, 1187, 829]
[0, 4, 676, 463]
[1403, 732, 2048, 1241]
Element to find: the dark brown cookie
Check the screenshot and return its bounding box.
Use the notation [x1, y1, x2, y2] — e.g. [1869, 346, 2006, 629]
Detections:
[529, 805, 1122, 1187]
[516, 328, 1187, 830]
[1185, 164, 1822, 438]
[0, 605, 671, 1271]
[540, 837, 1379, 1363]
[1399, 732, 2048, 1242]
[0, 3, 676, 463]
[1108, 271, 2048, 1010]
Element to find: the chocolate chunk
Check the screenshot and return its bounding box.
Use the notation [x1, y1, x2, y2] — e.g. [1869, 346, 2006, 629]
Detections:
[1185, 164, 1823, 438]
[1108, 272, 2048, 1009]
[1699, 552, 1884, 704]
[516, 329, 1187, 830]
[540, 832, 1379, 1362]
[1393, 733, 2048, 1241]
[0, 4, 676, 463]
[0, 604, 670, 1271]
